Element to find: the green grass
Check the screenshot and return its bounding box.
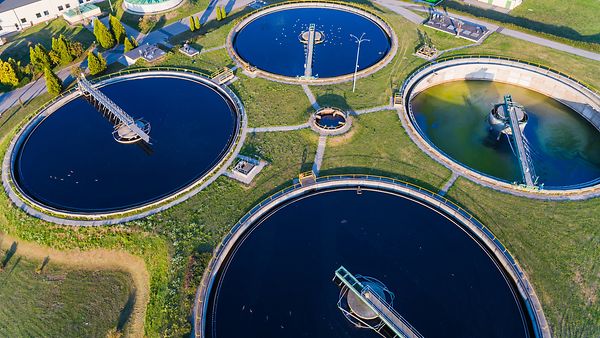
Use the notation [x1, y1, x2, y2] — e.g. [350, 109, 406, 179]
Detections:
[446, 179, 600, 337]
[0, 18, 95, 64]
[321, 111, 451, 191]
[443, 0, 600, 52]
[444, 33, 600, 90]
[230, 76, 312, 127]
[0, 254, 133, 337]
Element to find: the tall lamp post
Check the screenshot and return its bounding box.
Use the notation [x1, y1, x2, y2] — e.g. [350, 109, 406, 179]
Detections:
[350, 33, 369, 93]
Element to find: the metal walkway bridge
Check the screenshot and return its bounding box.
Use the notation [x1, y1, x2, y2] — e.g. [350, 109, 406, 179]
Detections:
[334, 266, 424, 338]
[77, 75, 150, 143]
[503, 95, 537, 187]
[304, 23, 316, 78]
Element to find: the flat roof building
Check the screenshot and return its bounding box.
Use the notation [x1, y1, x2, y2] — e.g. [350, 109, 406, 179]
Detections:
[0, 0, 98, 36]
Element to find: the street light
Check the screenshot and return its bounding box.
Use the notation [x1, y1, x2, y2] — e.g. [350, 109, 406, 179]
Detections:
[350, 33, 369, 93]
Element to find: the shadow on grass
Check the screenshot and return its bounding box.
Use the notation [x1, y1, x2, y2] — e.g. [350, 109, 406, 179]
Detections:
[316, 93, 353, 111]
[117, 291, 136, 332]
[1, 242, 18, 269]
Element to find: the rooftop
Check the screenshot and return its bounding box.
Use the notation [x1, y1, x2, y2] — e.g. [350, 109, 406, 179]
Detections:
[0, 0, 40, 12]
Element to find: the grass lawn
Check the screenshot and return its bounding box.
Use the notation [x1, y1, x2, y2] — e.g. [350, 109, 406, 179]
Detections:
[443, 0, 600, 51]
[446, 179, 600, 337]
[321, 111, 451, 191]
[444, 33, 600, 90]
[0, 250, 133, 337]
[230, 76, 312, 127]
[0, 18, 95, 65]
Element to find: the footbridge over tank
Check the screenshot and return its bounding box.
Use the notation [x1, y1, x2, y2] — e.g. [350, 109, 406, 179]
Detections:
[77, 75, 151, 143]
[304, 23, 317, 78]
[333, 266, 424, 338]
[502, 95, 537, 187]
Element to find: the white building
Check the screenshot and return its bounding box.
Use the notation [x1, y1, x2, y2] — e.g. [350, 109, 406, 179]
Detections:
[0, 0, 97, 36]
[474, 0, 522, 11]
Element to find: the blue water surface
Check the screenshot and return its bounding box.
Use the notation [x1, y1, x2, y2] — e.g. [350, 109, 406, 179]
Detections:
[14, 77, 237, 212]
[233, 7, 391, 78]
[207, 189, 533, 338]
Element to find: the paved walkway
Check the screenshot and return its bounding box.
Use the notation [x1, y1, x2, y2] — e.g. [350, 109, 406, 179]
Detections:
[302, 84, 320, 110]
[376, 0, 600, 62]
[248, 123, 310, 133]
[439, 171, 460, 196]
[313, 135, 327, 174]
[353, 105, 394, 115]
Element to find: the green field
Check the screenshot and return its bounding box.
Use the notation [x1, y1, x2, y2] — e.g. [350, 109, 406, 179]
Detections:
[0, 18, 95, 65]
[0, 0, 598, 337]
[0, 250, 133, 337]
[445, 0, 600, 51]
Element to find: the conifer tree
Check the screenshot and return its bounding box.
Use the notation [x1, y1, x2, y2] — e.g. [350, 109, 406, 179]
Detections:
[124, 37, 135, 52]
[87, 51, 107, 75]
[130, 35, 138, 48]
[109, 15, 126, 44]
[30, 44, 52, 71]
[44, 67, 62, 95]
[216, 6, 222, 21]
[194, 16, 201, 30]
[0, 59, 20, 86]
[52, 35, 73, 65]
[93, 18, 116, 49]
[189, 16, 195, 32]
[221, 7, 227, 19]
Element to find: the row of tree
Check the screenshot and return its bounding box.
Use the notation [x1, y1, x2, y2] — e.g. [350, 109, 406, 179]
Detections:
[215, 6, 227, 21]
[189, 16, 201, 32]
[29, 35, 84, 72]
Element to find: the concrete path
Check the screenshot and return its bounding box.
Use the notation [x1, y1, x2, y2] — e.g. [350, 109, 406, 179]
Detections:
[302, 84, 320, 110]
[353, 105, 393, 115]
[200, 44, 226, 54]
[248, 123, 310, 133]
[376, 0, 600, 62]
[439, 171, 460, 196]
[312, 135, 327, 174]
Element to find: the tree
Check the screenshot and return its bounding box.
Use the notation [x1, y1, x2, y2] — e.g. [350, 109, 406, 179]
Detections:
[0, 58, 21, 87]
[87, 51, 107, 75]
[216, 6, 222, 21]
[109, 15, 126, 44]
[51, 35, 73, 65]
[44, 67, 62, 95]
[189, 16, 195, 32]
[124, 37, 135, 52]
[194, 16, 201, 30]
[29, 44, 52, 71]
[129, 35, 138, 48]
[93, 18, 116, 49]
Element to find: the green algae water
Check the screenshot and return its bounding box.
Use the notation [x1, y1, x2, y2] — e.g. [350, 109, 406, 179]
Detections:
[411, 81, 600, 188]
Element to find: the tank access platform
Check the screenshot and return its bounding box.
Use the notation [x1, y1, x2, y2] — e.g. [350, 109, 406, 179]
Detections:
[333, 266, 424, 338]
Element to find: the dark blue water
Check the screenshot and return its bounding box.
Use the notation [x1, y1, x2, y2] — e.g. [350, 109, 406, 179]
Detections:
[233, 7, 391, 78]
[14, 77, 237, 212]
[207, 189, 533, 338]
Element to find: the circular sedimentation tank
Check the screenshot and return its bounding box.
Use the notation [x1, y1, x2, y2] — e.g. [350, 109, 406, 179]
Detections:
[402, 58, 600, 195]
[123, 0, 184, 14]
[196, 179, 548, 338]
[5, 71, 243, 219]
[228, 2, 397, 84]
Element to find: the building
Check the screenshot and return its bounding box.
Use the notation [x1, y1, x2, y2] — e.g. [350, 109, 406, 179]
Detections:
[0, 0, 97, 36]
[123, 43, 166, 65]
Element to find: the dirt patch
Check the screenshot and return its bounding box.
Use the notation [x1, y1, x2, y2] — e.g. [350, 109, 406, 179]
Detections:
[574, 270, 598, 306]
[0, 232, 149, 338]
[327, 123, 358, 147]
